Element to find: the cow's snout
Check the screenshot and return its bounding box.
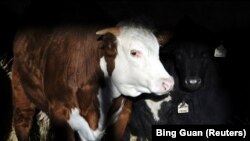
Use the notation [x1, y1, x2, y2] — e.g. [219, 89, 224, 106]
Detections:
[149, 76, 174, 95]
[162, 78, 174, 92]
[155, 77, 174, 95]
[184, 76, 202, 91]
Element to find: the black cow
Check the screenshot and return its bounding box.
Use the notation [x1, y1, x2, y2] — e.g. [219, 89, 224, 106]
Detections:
[161, 40, 231, 125]
[161, 18, 231, 125]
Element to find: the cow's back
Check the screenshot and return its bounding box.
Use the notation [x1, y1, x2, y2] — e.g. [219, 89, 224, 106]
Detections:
[12, 26, 104, 111]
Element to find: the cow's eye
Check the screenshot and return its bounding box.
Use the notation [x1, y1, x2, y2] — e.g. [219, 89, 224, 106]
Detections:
[130, 49, 142, 58]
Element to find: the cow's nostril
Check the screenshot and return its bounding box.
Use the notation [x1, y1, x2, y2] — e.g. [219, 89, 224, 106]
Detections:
[162, 82, 168, 91]
[162, 77, 174, 92]
[185, 77, 202, 86]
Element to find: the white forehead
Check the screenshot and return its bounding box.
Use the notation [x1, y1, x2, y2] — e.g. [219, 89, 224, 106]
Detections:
[117, 26, 160, 54]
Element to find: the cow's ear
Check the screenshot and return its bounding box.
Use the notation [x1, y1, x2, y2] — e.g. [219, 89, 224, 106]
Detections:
[96, 27, 120, 36]
[155, 31, 174, 47]
[96, 27, 120, 56]
[98, 33, 117, 56]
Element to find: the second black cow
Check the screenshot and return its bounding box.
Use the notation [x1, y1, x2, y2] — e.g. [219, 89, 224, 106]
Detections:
[162, 40, 230, 125]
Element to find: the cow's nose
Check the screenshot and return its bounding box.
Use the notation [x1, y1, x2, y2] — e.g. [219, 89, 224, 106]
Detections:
[162, 77, 175, 92]
[185, 76, 202, 86]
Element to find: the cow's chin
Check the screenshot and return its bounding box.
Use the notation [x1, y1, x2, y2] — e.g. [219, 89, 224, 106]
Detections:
[118, 85, 170, 98]
[120, 88, 143, 98]
[118, 85, 151, 98]
[152, 91, 171, 96]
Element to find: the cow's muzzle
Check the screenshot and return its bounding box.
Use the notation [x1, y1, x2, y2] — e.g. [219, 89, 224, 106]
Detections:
[184, 76, 202, 91]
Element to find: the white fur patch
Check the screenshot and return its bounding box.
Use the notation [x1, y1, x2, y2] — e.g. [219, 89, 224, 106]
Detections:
[68, 108, 103, 141]
[130, 133, 138, 141]
[7, 126, 18, 141]
[37, 111, 50, 141]
[100, 56, 121, 98]
[97, 88, 124, 128]
[145, 96, 172, 121]
[97, 89, 107, 130]
[100, 57, 108, 77]
[0, 57, 13, 79]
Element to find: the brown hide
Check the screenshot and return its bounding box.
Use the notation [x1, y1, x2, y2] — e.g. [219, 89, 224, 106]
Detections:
[103, 96, 132, 141]
[112, 98, 132, 141]
[99, 33, 117, 76]
[11, 25, 123, 141]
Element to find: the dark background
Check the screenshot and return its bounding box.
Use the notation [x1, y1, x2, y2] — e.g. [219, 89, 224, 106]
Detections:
[1, 0, 250, 62]
[1, 0, 250, 57]
[0, 1, 250, 139]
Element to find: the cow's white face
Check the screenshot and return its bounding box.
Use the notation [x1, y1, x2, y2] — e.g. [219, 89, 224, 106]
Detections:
[109, 26, 174, 97]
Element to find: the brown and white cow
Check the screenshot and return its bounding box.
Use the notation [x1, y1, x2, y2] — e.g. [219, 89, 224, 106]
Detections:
[11, 24, 174, 141]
